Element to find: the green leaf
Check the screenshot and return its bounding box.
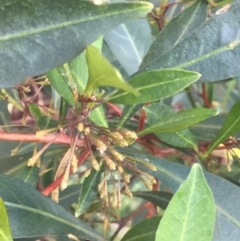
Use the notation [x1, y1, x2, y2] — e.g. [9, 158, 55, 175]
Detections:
[0, 174, 102, 240]
[15, 166, 39, 187]
[28, 104, 42, 119]
[89, 105, 108, 127]
[138, 1, 240, 82]
[84, 45, 139, 97]
[141, 0, 208, 68]
[1, 0, 153, 88]
[139, 107, 218, 136]
[0, 198, 13, 241]
[75, 168, 102, 217]
[59, 185, 81, 209]
[155, 164, 216, 241]
[119, 151, 240, 241]
[145, 103, 197, 148]
[37, 116, 58, 130]
[207, 100, 240, 155]
[109, 69, 200, 104]
[105, 19, 152, 75]
[132, 191, 172, 210]
[47, 68, 75, 106]
[121, 216, 161, 241]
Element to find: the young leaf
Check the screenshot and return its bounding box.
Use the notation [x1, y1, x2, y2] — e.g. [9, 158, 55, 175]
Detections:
[207, 100, 240, 155]
[84, 45, 139, 97]
[132, 191, 173, 210]
[0, 198, 13, 241]
[137, 1, 240, 83]
[1, 1, 153, 88]
[141, 0, 208, 68]
[120, 151, 239, 241]
[139, 107, 218, 136]
[0, 174, 102, 240]
[109, 69, 200, 104]
[155, 164, 216, 241]
[121, 216, 161, 241]
[75, 168, 102, 217]
[145, 103, 197, 148]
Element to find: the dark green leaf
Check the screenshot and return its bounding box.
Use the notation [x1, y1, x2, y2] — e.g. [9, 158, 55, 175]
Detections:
[75, 168, 102, 217]
[207, 100, 240, 155]
[121, 216, 161, 241]
[28, 104, 42, 119]
[145, 103, 197, 148]
[138, 1, 240, 82]
[0, 175, 102, 240]
[37, 116, 58, 130]
[47, 68, 75, 106]
[0, 198, 13, 241]
[1, 0, 153, 88]
[120, 151, 240, 241]
[15, 166, 39, 187]
[84, 45, 139, 97]
[59, 185, 81, 209]
[139, 107, 218, 136]
[132, 191, 172, 210]
[59, 98, 69, 125]
[141, 0, 208, 68]
[156, 164, 216, 241]
[109, 69, 200, 104]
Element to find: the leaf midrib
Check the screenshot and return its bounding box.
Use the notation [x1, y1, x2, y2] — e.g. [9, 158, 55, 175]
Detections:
[0, 5, 148, 42]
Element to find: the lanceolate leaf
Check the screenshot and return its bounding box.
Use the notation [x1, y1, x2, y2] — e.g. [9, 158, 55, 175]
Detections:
[145, 103, 197, 148]
[0, 198, 13, 241]
[120, 151, 240, 241]
[138, 1, 240, 82]
[207, 100, 240, 155]
[105, 19, 152, 75]
[0, 175, 102, 240]
[133, 191, 173, 210]
[121, 216, 161, 241]
[75, 168, 102, 217]
[155, 164, 216, 241]
[140, 0, 208, 68]
[84, 45, 139, 97]
[139, 107, 218, 136]
[109, 69, 200, 104]
[1, 0, 152, 88]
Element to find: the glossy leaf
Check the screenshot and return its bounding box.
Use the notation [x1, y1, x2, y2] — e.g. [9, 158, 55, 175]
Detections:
[145, 103, 197, 148]
[109, 69, 200, 104]
[0, 174, 102, 240]
[1, 0, 153, 88]
[59, 185, 81, 209]
[207, 100, 240, 155]
[132, 191, 173, 210]
[0, 198, 13, 241]
[120, 150, 240, 241]
[84, 45, 139, 97]
[141, 0, 208, 68]
[138, 1, 240, 83]
[75, 168, 102, 217]
[105, 19, 152, 75]
[155, 164, 216, 241]
[121, 216, 161, 241]
[139, 107, 218, 136]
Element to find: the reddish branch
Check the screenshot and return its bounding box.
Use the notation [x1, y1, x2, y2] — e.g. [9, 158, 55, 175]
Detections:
[41, 150, 90, 196]
[201, 83, 211, 108]
[0, 132, 86, 148]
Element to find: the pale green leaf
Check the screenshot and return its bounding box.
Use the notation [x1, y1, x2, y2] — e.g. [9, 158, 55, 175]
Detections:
[0, 198, 13, 241]
[84, 45, 139, 97]
[155, 164, 216, 241]
[109, 69, 200, 104]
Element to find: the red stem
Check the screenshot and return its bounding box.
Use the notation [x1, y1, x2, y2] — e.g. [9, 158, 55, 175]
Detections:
[41, 150, 90, 196]
[201, 83, 211, 108]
